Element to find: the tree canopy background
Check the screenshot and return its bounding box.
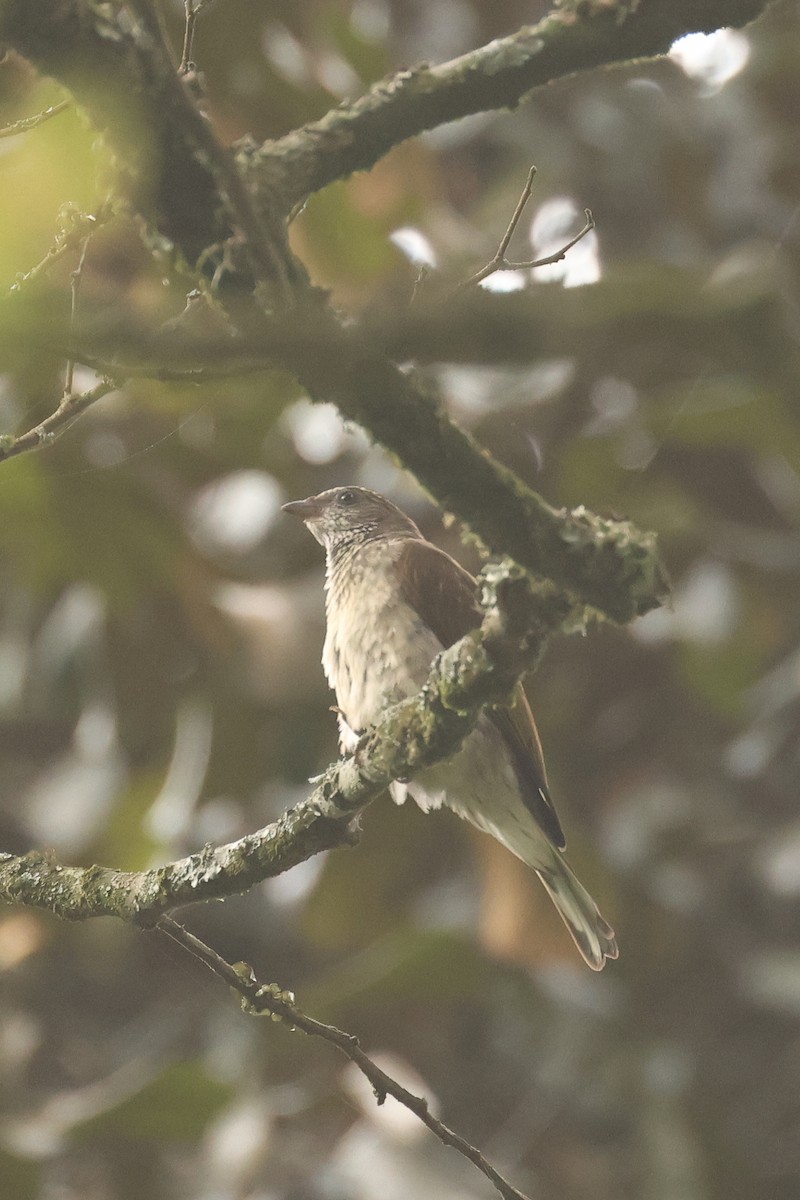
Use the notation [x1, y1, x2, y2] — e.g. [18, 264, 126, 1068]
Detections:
[0, 2, 798, 1198]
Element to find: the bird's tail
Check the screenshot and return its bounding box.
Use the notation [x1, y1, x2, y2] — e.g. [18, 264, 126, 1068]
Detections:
[535, 858, 618, 971]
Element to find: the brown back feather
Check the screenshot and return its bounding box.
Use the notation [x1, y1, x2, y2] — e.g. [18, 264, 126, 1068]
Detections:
[395, 539, 566, 851]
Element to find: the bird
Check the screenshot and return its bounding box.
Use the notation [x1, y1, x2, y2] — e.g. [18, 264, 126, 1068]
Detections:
[282, 485, 618, 970]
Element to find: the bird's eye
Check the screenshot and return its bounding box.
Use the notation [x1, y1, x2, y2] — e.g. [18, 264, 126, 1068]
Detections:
[338, 490, 356, 506]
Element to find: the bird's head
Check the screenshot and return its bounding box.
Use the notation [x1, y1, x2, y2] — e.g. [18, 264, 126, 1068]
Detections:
[282, 486, 421, 552]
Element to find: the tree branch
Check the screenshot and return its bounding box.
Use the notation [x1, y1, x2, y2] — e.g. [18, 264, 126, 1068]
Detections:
[243, 0, 776, 210]
[0, 0, 300, 296]
[76, 261, 782, 377]
[1, 1, 774, 263]
[124, 0, 300, 301]
[158, 916, 532, 1200]
[0, 379, 115, 463]
[296, 338, 667, 624]
[74, 301, 668, 622]
[0, 565, 570, 922]
[0, 1, 755, 623]
[459, 166, 595, 290]
[0, 97, 70, 138]
[0, 0, 224, 265]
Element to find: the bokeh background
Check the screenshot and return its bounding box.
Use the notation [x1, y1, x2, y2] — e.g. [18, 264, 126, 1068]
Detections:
[1, 2, 799, 1198]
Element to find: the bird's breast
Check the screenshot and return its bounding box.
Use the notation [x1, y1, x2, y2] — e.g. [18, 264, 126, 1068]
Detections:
[323, 541, 441, 733]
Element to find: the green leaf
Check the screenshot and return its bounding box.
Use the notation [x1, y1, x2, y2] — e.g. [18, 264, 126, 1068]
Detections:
[0, 1149, 39, 1200]
[74, 1062, 233, 1143]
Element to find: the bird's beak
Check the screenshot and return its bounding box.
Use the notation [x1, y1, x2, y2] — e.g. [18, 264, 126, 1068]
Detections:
[282, 497, 323, 520]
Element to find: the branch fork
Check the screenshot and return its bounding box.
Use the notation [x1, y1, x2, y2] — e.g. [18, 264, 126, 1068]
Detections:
[461, 166, 596, 290]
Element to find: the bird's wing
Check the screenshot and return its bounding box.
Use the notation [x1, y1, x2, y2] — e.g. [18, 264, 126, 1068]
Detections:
[395, 537, 483, 645]
[491, 687, 565, 850]
[395, 539, 566, 851]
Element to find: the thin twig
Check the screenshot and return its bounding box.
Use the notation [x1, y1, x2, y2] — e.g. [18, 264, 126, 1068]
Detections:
[6, 240, 74, 296]
[1, 207, 112, 465]
[497, 165, 539, 261]
[460, 166, 595, 289]
[0, 379, 116, 464]
[5, 208, 110, 300]
[64, 234, 92, 397]
[73, 351, 270, 383]
[503, 208, 595, 271]
[0, 98, 71, 138]
[129, 0, 297, 303]
[410, 264, 429, 306]
[287, 195, 308, 224]
[157, 916, 532, 1200]
[180, 0, 217, 74]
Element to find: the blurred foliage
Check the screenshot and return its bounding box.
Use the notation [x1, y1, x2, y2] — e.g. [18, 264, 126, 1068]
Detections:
[1, 2, 800, 1199]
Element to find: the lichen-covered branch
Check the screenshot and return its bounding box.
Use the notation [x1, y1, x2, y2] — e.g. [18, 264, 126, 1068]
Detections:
[75, 304, 668, 622]
[0, 565, 568, 923]
[295, 339, 667, 624]
[0, 0, 299, 296]
[244, 0, 775, 211]
[0, 1, 757, 623]
[0, 0, 226, 264]
[2, 1, 774, 264]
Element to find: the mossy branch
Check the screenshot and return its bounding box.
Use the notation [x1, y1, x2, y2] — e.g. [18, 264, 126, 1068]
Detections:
[76, 303, 668, 622]
[1, 0, 774, 261]
[244, 0, 775, 211]
[0, 564, 568, 923]
[0, 0, 761, 624]
[0, 0, 300, 296]
[296, 338, 668, 624]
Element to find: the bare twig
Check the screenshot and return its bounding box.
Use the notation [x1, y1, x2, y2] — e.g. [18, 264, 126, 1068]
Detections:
[5, 208, 109, 300]
[287, 195, 309, 224]
[6, 239, 73, 296]
[0, 98, 71, 138]
[73, 351, 270, 383]
[460, 167, 595, 289]
[410, 264, 429, 306]
[495, 166, 539, 264]
[180, 0, 217, 74]
[0, 205, 114, 464]
[64, 233, 92, 397]
[0, 379, 116, 464]
[157, 916, 532, 1200]
[506, 208, 595, 271]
